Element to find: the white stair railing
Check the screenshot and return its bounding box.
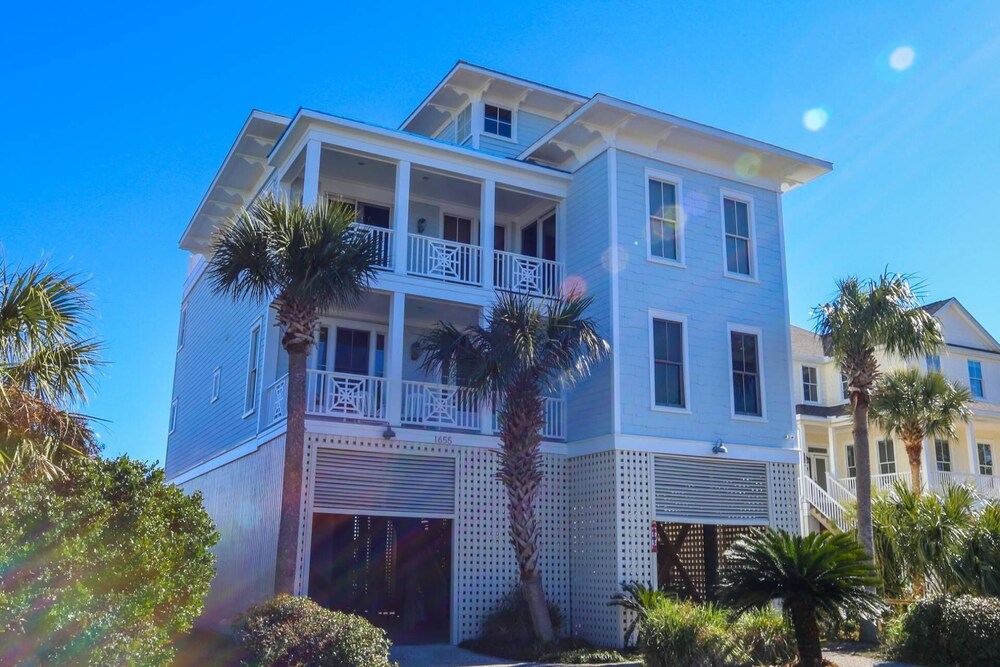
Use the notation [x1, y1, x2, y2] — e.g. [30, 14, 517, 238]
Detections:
[826, 473, 856, 510]
[804, 475, 850, 531]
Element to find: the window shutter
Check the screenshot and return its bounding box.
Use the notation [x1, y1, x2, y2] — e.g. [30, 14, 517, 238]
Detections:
[653, 455, 769, 525]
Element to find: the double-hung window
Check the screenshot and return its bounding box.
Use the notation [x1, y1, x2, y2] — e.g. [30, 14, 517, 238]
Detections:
[731, 331, 762, 417]
[877, 439, 896, 475]
[244, 322, 262, 415]
[802, 366, 819, 403]
[841, 372, 850, 400]
[978, 443, 994, 476]
[935, 439, 952, 472]
[926, 354, 941, 373]
[969, 360, 984, 398]
[456, 104, 472, 144]
[845, 444, 857, 478]
[723, 196, 753, 276]
[648, 177, 680, 261]
[483, 104, 513, 138]
[651, 317, 686, 409]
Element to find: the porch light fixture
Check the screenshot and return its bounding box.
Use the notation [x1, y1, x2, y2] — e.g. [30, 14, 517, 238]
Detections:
[417, 217, 427, 233]
[712, 439, 728, 455]
[382, 424, 396, 440]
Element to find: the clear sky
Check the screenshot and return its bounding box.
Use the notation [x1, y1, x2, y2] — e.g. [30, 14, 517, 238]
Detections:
[2, 1, 998, 465]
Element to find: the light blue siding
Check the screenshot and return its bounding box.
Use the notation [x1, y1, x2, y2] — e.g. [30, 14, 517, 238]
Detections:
[478, 110, 559, 158]
[479, 134, 521, 158]
[613, 150, 794, 447]
[165, 269, 267, 478]
[434, 119, 456, 144]
[563, 152, 614, 442]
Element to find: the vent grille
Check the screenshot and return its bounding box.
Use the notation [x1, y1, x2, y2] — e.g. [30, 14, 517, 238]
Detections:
[653, 455, 769, 525]
[313, 449, 456, 516]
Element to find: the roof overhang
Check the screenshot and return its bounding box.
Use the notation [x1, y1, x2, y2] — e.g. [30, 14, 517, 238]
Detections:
[520, 95, 832, 192]
[400, 61, 587, 137]
[180, 110, 289, 253]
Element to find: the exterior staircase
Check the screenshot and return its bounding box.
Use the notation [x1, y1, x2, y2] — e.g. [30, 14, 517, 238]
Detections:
[803, 471, 913, 532]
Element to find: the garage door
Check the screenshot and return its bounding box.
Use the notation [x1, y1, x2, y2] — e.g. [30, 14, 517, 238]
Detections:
[653, 455, 769, 525]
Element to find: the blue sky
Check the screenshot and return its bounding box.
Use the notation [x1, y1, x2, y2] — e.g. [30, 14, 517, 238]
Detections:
[2, 1, 998, 465]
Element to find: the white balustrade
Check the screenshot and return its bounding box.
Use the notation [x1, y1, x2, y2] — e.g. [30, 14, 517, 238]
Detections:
[491, 397, 567, 440]
[494, 251, 564, 298]
[408, 234, 482, 285]
[263, 375, 288, 428]
[840, 471, 911, 496]
[804, 475, 850, 531]
[350, 223, 394, 270]
[306, 370, 386, 420]
[401, 381, 480, 430]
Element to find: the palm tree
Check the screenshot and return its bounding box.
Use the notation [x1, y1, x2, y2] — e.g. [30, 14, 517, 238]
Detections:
[418, 291, 608, 642]
[870, 369, 971, 495]
[813, 271, 941, 639]
[0, 263, 102, 477]
[208, 195, 380, 595]
[719, 529, 885, 667]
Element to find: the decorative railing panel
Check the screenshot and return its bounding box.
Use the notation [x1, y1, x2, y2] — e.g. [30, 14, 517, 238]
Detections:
[408, 235, 482, 286]
[263, 375, 288, 428]
[305, 370, 386, 421]
[494, 251, 564, 298]
[401, 381, 480, 431]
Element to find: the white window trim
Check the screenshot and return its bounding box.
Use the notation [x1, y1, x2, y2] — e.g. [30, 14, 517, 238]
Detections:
[877, 438, 897, 474]
[978, 440, 995, 476]
[934, 438, 952, 472]
[726, 322, 768, 422]
[456, 104, 473, 145]
[243, 318, 263, 418]
[211, 367, 221, 404]
[968, 359, 985, 399]
[481, 101, 517, 143]
[801, 365, 820, 404]
[169, 398, 178, 435]
[644, 168, 685, 267]
[647, 309, 692, 414]
[719, 188, 759, 282]
[177, 301, 188, 352]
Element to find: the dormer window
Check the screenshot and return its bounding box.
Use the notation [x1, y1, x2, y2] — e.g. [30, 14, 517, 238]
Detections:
[484, 104, 513, 138]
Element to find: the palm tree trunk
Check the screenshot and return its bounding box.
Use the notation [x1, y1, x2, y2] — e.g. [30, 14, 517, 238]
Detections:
[274, 342, 308, 595]
[788, 600, 824, 667]
[904, 437, 923, 496]
[497, 375, 554, 643]
[852, 397, 878, 643]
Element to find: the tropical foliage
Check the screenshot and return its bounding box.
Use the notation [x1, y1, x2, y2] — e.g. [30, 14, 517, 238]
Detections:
[608, 581, 671, 646]
[418, 290, 608, 641]
[208, 195, 381, 594]
[870, 369, 971, 494]
[0, 263, 103, 476]
[884, 595, 1000, 667]
[719, 529, 884, 667]
[637, 597, 734, 667]
[0, 456, 218, 666]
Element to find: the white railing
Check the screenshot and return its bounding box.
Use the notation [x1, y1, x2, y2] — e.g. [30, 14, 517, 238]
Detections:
[841, 471, 912, 495]
[491, 397, 567, 440]
[350, 223, 394, 270]
[408, 235, 482, 285]
[401, 381, 480, 431]
[826, 474, 856, 510]
[263, 375, 288, 428]
[929, 470, 1000, 499]
[494, 251, 564, 298]
[804, 475, 850, 531]
[306, 370, 386, 421]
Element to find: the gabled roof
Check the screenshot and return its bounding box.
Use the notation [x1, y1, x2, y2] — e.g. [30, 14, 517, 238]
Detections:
[791, 325, 830, 358]
[929, 298, 1000, 354]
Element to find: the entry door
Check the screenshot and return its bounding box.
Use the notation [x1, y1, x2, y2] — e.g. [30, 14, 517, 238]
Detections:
[809, 455, 829, 491]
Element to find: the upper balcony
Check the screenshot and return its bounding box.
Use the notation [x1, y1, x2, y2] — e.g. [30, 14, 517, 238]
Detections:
[267, 143, 566, 299]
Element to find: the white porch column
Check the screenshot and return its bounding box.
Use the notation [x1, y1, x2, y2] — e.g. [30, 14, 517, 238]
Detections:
[387, 292, 406, 427]
[394, 161, 411, 275]
[922, 436, 934, 491]
[302, 139, 321, 207]
[968, 420, 979, 477]
[480, 180, 495, 291]
[827, 425, 838, 480]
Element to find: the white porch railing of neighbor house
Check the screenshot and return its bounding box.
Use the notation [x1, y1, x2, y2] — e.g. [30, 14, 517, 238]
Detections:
[804, 475, 850, 531]
[408, 235, 482, 286]
[350, 223, 394, 270]
[401, 380, 480, 431]
[928, 470, 1000, 498]
[306, 370, 387, 421]
[841, 471, 911, 495]
[494, 251, 564, 298]
[491, 397, 567, 440]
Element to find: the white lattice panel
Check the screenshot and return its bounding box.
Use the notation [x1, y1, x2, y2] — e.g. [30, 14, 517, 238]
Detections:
[767, 462, 802, 534]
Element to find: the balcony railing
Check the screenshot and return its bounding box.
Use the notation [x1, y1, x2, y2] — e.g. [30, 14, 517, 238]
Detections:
[401, 380, 480, 430]
[491, 397, 566, 440]
[263, 375, 288, 428]
[840, 471, 912, 495]
[408, 235, 482, 286]
[306, 370, 386, 421]
[929, 470, 1000, 498]
[494, 251, 564, 298]
[350, 223, 394, 270]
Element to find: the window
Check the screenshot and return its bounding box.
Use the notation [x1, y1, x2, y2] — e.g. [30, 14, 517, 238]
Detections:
[926, 354, 941, 373]
[244, 323, 262, 415]
[978, 443, 994, 476]
[731, 331, 762, 417]
[211, 368, 221, 403]
[723, 196, 753, 276]
[802, 366, 819, 403]
[169, 398, 178, 434]
[934, 439, 952, 472]
[648, 178, 680, 261]
[845, 445, 857, 479]
[177, 302, 187, 350]
[443, 215, 473, 244]
[483, 104, 513, 138]
[651, 317, 685, 409]
[841, 373, 850, 400]
[329, 197, 391, 229]
[456, 104, 472, 144]
[877, 439, 896, 475]
[969, 360, 984, 398]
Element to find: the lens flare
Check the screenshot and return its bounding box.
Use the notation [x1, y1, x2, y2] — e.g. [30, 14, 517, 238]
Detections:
[734, 153, 762, 179]
[601, 245, 629, 275]
[561, 275, 588, 299]
[889, 46, 916, 71]
[802, 108, 829, 132]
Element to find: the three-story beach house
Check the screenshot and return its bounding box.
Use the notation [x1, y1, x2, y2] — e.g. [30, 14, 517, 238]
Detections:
[795, 298, 1000, 532]
[165, 62, 830, 646]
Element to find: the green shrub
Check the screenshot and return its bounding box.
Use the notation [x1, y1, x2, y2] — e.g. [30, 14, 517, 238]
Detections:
[466, 584, 563, 657]
[0, 456, 217, 666]
[536, 645, 628, 664]
[885, 595, 1000, 667]
[236, 595, 394, 667]
[638, 597, 735, 667]
[730, 607, 796, 666]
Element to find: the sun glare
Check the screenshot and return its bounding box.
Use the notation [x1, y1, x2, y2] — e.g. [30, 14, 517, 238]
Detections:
[802, 108, 829, 132]
[889, 45, 916, 71]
